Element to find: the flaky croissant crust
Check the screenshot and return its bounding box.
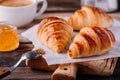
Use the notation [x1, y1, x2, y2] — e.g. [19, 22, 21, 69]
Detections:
[67, 26, 115, 58]
[37, 17, 73, 53]
[68, 6, 114, 30]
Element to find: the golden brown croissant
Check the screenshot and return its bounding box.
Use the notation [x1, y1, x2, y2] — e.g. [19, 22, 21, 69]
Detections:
[67, 26, 115, 58]
[68, 6, 113, 30]
[37, 17, 73, 53]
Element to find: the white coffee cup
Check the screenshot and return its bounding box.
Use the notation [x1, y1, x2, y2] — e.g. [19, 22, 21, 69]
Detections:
[0, 0, 47, 27]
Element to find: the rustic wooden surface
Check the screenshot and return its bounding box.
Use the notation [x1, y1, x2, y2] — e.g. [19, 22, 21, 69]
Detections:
[0, 1, 120, 79]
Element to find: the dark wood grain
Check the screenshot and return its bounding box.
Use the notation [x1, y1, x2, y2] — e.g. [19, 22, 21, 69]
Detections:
[46, 0, 80, 12]
[2, 67, 52, 80]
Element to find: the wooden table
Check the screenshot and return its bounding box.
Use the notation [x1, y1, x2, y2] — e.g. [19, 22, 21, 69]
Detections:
[0, 12, 120, 80]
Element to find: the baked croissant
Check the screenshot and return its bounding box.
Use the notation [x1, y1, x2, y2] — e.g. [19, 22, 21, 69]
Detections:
[37, 17, 73, 53]
[67, 26, 115, 58]
[68, 6, 113, 30]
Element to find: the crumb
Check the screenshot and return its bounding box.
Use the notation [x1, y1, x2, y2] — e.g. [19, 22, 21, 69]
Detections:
[35, 48, 45, 55]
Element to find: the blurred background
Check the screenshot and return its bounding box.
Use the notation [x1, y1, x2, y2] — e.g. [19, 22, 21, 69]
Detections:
[45, 0, 120, 12]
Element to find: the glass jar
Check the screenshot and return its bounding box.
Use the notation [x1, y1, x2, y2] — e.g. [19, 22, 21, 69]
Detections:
[0, 22, 19, 52]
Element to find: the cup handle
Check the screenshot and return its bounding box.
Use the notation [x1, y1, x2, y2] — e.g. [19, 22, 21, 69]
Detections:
[35, 0, 48, 17]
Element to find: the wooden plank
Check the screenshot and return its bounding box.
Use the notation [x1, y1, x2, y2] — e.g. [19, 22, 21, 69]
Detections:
[26, 57, 118, 76]
[46, 0, 80, 12]
[77, 58, 118, 76]
[2, 67, 52, 80]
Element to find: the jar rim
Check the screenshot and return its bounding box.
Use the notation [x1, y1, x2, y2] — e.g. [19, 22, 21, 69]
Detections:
[0, 21, 17, 30]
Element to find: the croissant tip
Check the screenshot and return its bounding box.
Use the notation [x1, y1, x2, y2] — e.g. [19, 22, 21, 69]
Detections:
[54, 45, 64, 53]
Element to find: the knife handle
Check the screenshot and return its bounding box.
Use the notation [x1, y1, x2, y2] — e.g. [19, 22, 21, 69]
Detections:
[0, 67, 11, 79]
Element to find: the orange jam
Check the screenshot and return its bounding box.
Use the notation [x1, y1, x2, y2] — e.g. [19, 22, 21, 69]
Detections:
[0, 23, 19, 52]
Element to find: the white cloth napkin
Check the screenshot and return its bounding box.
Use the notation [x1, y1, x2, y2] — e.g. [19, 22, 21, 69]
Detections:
[21, 17, 120, 65]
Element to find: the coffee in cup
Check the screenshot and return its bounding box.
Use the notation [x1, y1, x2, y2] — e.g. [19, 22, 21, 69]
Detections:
[0, 0, 48, 27]
[0, 0, 34, 7]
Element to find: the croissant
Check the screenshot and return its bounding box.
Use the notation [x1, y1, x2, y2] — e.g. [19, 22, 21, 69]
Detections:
[37, 17, 73, 53]
[67, 26, 115, 58]
[68, 6, 113, 30]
